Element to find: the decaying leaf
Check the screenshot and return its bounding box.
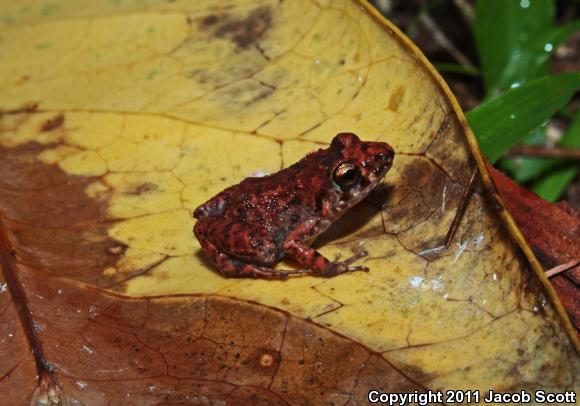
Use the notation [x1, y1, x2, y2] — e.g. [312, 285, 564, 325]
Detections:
[0, 0, 578, 403]
[2, 265, 425, 404]
[488, 164, 580, 333]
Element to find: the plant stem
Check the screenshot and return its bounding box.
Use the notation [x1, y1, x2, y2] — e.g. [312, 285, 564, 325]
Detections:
[507, 146, 580, 160]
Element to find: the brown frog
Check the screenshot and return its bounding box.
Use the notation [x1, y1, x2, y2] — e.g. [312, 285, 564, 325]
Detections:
[193, 133, 394, 279]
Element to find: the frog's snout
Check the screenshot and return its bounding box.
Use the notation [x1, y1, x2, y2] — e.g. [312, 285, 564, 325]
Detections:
[368, 142, 395, 171]
[374, 151, 393, 167]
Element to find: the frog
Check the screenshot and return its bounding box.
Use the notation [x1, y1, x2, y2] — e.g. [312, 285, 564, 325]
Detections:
[193, 133, 395, 279]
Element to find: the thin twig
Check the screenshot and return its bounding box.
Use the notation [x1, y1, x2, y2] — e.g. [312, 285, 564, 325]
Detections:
[445, 166, 478, 248]
[545, 259, 580, 278]
[507, 146, 580, 160]
[419, 13, 476, 69]
[452, 0, 474, 25]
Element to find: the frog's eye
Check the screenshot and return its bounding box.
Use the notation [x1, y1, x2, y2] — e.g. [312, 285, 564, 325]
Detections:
[333, 161, 361, 191]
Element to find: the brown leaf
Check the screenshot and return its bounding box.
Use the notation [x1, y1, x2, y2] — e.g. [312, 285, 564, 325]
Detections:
[488, 165, 580, 333]
[0, 272, 38, 404]
[5, 265, 425, 404]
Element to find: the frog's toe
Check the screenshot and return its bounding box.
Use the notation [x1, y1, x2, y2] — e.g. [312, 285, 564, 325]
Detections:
[346, 264, 369, 272]
[339, 262, 369, 273]
[321, 253, 369, 276]
[245, 266, 289, 279]
[332, 250, 367, 265]
[343, 250, 368, 264]
[341, 251, 369, 272]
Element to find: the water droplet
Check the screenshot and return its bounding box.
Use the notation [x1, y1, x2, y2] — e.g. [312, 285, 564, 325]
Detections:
[453, 241, 468, 262]
[520, 0, 530, 8]
[75, 380, 88, 389]
[409, 276, 424, 288]
[492, 273, 498, 281]
[88, 303, 99, 318]
[510, 114, 516, 120]
[33, 320, 46, 332]
[510, 82, 521, 89]
[540, 294, 548, 309]
[544, 43, 553, 52]
[82, 345, 94, 354]
[431, 279, 444, 291]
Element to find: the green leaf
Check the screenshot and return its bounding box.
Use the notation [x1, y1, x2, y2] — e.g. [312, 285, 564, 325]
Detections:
[533, 166, 578, 202]
[474, 0, 555, 95]
[498, 20, 580, 90]
[532, 112, 580, 201]
[466, 72, 580, 163]
[433, 62, 480, 77]
[498, 125, 548, 183]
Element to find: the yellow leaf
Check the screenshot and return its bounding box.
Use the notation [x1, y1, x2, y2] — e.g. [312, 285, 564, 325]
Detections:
[0, 0, 577, 401]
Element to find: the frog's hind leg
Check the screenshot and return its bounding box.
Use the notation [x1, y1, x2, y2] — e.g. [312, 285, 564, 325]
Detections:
[194, 217, 306, 279]
[195, 217, 318, 279]
[196, 218, 282, 265]
[196, 236, 304, 279]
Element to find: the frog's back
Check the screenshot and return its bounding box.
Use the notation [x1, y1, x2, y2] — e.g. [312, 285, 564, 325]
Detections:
[222, 150, 326, 226]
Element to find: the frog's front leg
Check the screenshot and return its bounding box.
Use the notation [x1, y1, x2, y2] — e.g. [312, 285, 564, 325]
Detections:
[283, 219, 369, 276]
